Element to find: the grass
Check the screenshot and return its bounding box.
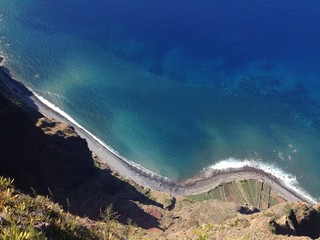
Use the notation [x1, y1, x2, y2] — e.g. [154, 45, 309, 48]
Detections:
[207, 188, 222, 200]
[186, 179, 283, 211]
[224, 183, 234, 202]
[219, 185, 227, 202]
[242, 180, 254, 206]
[231, 181, 245, 203]
[193, 224, 214, 240]
[248, 180, 258, 206]
[269, 196, 279, 207]
[0, 176, 138, 240]
[265, 186, 271, 207]
[0, 222, 46, 240]
[187, 192, 209, 202]
[0, 174, 293, 239]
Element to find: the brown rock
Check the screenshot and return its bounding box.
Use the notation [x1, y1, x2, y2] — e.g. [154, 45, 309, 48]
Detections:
[148, 227, 163, 234]
[145, 207, 163, 220]
[270, 203, 320, 239]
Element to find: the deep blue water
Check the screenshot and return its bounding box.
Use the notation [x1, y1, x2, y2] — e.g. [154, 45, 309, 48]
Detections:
[1, 0, 320, 198]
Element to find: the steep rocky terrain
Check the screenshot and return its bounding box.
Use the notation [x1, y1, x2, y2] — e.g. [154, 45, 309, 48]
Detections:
[0, 82, 95, 194]
[2, 174, 320, 239]
[0, 76, 163, 223]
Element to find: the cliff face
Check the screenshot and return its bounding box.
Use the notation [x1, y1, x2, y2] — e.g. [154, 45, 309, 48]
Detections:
[0, 78, 164, 226]
[0, 89, 95, 194]
[270, 203, 320, 239]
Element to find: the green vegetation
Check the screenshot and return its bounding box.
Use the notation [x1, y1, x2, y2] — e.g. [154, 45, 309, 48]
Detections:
[284, 203, 294, 215]
[186, 192, 209, 202]
[0, 175, 290, 240]
[208, 187, 222, 200]
[0, 176, 136, 240]
[193, 224, 214, 240]
[227, 218, 249, 228]
[231, 181, 245, 203]
[242, 180, 255, 205]
[186, 179, 283, 209]
[1, 175, 287, 239]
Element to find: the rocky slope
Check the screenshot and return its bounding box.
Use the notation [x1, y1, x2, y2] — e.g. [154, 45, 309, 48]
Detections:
[1, 174, 320, 240]
[0, 83, 95, 194]
[0, 75, 162, 222]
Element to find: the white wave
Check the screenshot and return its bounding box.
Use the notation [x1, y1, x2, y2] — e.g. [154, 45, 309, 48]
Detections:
[32, 92, 172, 183]
[207, 158, 317, 204]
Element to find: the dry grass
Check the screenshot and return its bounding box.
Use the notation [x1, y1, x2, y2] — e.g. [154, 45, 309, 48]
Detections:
[0, 176, 140, 240]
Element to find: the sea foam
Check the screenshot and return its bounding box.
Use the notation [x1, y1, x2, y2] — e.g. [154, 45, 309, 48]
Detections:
[206, 158, 317, 204]
[33, 92, 173, 183]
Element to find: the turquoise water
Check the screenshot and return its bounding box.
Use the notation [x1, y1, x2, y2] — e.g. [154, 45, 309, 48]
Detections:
[1, 0, 320, 199]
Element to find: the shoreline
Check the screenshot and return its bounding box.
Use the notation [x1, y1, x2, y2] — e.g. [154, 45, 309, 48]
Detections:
[0, 60, 316, 205]
[179, 166, 315, 204]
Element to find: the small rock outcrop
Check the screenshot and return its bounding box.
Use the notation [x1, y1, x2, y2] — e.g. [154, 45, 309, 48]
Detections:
[270, 202, 320, 239]
[237, 204, 260, 215]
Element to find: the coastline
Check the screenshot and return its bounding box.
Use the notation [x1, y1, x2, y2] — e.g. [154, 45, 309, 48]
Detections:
[179, 166, 315, 204]
[0, 60, 316, 205]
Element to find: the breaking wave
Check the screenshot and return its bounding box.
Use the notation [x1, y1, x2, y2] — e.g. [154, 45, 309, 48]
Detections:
[205, 158, 317, 204]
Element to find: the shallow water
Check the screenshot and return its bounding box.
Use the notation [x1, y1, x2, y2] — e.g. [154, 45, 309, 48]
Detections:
[1, 0, 320, 199]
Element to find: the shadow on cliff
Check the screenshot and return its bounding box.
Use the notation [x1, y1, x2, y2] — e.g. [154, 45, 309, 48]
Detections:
[0, 68, 38, 110]
[270, 203, 320, 239]
[0, 87, 162, 229]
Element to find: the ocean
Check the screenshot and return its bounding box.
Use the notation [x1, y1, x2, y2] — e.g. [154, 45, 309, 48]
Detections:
[1, 0, 320, 200]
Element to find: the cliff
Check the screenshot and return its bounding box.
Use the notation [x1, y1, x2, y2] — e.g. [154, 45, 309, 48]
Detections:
[0, 71, 162, 222]
[0, 84, 95, 193]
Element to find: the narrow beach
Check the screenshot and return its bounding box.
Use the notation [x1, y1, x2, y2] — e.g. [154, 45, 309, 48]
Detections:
[0, 61, 315, 205]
